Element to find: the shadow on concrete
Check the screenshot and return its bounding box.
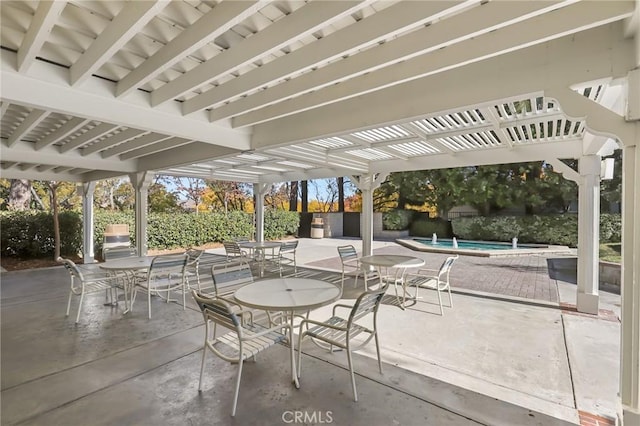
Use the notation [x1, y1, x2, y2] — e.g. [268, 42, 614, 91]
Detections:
[547, 257, 578, 284]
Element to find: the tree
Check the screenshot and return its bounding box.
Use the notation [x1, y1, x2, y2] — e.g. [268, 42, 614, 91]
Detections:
[148, 183, 181, 213]
[7, 179, 31, 211]
[204, 180, 251, 212]
[47, 181, 61, 260]
[173, 177, 206, 213]
[310, 179, 339, 212]
[289, 181, 299, 212]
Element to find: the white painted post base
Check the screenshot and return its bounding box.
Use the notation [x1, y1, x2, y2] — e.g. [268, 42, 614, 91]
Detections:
[576, 292, 599, 315]
[622, 407, 640, 426]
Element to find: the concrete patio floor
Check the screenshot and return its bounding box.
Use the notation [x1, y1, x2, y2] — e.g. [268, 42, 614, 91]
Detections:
[0, 238, 620, 425]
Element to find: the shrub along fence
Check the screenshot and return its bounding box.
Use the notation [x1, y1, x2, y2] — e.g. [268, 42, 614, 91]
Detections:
[1, 210, 300, 258]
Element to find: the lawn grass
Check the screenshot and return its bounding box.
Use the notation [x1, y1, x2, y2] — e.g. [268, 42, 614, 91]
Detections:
[600, 243, 621, 263]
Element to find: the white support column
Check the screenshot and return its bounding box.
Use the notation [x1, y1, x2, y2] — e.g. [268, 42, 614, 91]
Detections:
[620, 142, 640, 425]
[79, 181, 96, 263]
[129, 172, 154, 256]
[253, 183, 268, 243]
[576, 155, 602, 314]
[351, 173, 388, 256]
[548, 156, 601, 314]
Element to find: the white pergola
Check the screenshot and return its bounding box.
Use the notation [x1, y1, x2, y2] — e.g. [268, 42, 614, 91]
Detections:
[0, 1, 639, 422]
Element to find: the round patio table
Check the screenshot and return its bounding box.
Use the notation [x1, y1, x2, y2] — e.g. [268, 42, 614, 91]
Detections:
[234, 277, 341, 388]
[359, 255, 424, 308]
[99, 256, 152, 313]
[237, 241, 282, 276]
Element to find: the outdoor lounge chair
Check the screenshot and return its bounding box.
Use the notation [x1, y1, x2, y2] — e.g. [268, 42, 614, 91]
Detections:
[192, 291, 290, 416]
[297, 285, 386, 402]
[402, 255, 458, 315]
[59, 257, 121, 323]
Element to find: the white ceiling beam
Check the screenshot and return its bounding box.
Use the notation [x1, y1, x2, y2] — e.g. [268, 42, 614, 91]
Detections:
[0, 53, 251, 150]
[58, 123, 118, 153]
[0, 168, 77, 182]
[19, 163, 37, 171]
[17, 0, 66, 72]
[81, 128, 148, 156]
[37, 164, 56, 172]
[7, 109, 49, 146]
[70, 0, 169, 86]
[251, 23, 634, 149]
[0, 102, 9, 119]
[120, 137, 192, 160]
[1, 162, 17, 170]
[136, 141, 239, 171]
[1, 141, 136, 173]
[155, 1, 366, 108]
[211, 0, 565, 123]
[236, 1, 634, 127]
[34, 117, 88, 151]
[115, 0, 263, 98]
[101, 132, 171, 159]
[481, 106, 514, 149]
[179, 0, 464, 114]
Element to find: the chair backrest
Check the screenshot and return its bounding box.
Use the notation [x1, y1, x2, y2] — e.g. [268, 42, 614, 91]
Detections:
[103, 245, 137, 261]
[438, 255, 458, 283]
[337, 245, 358, 263]
[185, 248, 203, 265]
[192, 290, 241, 330]
[211, 262, 253, 295]
[233, 236, 251, 243]
[348, 285, 386, 325]
[59, 257, 85, 292]
[223, 241, 243, 257]
[280, 240, 298, 254]
[148, 254, 188, 282]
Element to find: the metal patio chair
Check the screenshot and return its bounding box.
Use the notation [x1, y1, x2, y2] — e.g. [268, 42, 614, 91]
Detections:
[60, 257, 121, 323]
[403, 255, 458, 315]
[337, 245, 371, 290]
[223, 241, 249, 266]
[273, 240, 298, 276]
[297, 285, 386, 402]
[131, 254, 188, 319]
[192, 291, 290, 416]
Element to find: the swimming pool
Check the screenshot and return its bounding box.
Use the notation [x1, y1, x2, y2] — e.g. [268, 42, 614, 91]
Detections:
[396, 238, 572, 257]
[413, 238, 536, 251]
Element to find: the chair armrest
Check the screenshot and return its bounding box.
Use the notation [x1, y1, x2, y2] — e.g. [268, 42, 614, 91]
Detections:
[332, 303, 354, 316]
[341, 258, 360, 267]
[416, 268, 439, 274]
[299, 317, 348, 332]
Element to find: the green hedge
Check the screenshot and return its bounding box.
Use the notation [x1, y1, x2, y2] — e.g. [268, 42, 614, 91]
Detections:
[409, 219, 452, 238]
[0, 211, 82, 257]
[451, 214, 621, 247]
[382, 210, 413, 230]
[1, 209, 300, 258]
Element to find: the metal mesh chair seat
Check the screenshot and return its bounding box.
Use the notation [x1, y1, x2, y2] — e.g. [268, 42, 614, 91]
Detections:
[304, 316, 370, 348]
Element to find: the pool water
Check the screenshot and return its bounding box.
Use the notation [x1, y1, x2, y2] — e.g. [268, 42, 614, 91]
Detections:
[413, 238, 536, 251]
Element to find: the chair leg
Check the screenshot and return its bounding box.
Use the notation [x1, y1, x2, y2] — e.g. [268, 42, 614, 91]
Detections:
[231, 358, 244, 416]
[75, 292, 84, 323]
[447, 286, 453, 308]
[374, 331, 383, 374]
[297, 330, 305, 378]
[147, 289, 152, 319]
[66, 291, 73, 317]
[346, 346, 358, 402]
[436, 288, 443, 316]
[198, 343, 207, 392]
[353, 271, 359, 289]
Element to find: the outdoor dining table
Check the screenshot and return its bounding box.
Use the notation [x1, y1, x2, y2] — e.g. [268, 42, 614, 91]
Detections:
[99, 256, 152, 313]
[359, 254, 425, 306]
[233, 277, 341, 388]
[237, 241, 282, 277]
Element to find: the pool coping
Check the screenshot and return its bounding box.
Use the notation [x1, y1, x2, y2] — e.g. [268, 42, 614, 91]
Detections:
[396, 238, 573, 257]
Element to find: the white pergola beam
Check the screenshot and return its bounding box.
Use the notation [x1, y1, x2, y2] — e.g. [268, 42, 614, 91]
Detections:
[115, 1, 263, 98]
[120, 137, 192, 161]
[251, 23, 634, 149]
[7, 109, 49, 147]
[156, 0, 365, 109]
[0, 102, 9, 119]
[235, 1, 634, 127]
[1, 141, 136, 173]
[17, 1, 66, 72]
[101, 132, 172, 159]
[81, 128, 147, 156]
[70, 0, 169, 86]
[0, 168, 76, 182]
[180, 0, 463, 114]
[136, 141, 238, 170]
[34, 117, 88, 151]
[0, 53, 251, 150]
[59, 122, 118, 153]
[211, 0, 568, 123]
